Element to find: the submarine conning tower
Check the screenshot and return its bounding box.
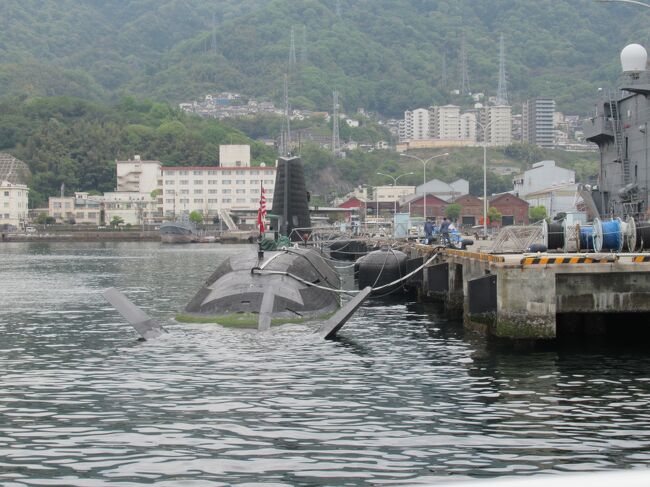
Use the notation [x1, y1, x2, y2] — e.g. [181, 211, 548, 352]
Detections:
[269, 156, 312, 241]
[585, 43, 650, 220]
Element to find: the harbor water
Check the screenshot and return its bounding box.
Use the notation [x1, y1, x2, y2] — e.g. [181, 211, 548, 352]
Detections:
[2, 242, 650, 485]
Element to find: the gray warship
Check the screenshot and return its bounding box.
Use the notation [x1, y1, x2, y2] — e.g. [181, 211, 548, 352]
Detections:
[585, 43, 650, 220]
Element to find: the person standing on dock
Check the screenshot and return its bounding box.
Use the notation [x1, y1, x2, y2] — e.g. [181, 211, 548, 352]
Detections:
[439, 217, 451, 246]
[424, 218, 434, 244]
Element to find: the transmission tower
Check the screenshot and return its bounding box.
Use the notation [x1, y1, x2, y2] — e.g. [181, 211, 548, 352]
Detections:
[211, 12, 218, 55]
[300, 25, 307, 65]
[289, 26, 297, 73]
[335, 0, 342, 19]
[441, 52, 448, 92]
[496, 34, 508, 105]
[331, 91, 340, 156]
[458, 35, 470, 96]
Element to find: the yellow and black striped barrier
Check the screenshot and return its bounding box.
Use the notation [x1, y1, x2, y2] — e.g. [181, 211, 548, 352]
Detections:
[632, 255, 650, 263]
[521, 256, 614, 265]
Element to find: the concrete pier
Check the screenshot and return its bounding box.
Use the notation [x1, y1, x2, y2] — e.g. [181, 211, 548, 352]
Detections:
[410, 245, 650, 340]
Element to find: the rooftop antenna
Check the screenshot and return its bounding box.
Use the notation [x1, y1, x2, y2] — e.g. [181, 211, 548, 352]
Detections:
[332, 90, 340, 156]
[496, 33, 508, 105]
[289, 26, 297, 74]
[459, 34, 470, 96]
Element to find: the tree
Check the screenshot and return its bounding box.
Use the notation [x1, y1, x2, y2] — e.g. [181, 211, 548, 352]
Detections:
[444, 203, 461, 221]
[529, 205, 547, 223]
[189, 210, 203, 224]
[110, 216, 124, 227]
[488, 207, 502, 226]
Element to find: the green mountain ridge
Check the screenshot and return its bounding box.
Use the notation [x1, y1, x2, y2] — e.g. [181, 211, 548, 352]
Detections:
[2, 0, 649, 115]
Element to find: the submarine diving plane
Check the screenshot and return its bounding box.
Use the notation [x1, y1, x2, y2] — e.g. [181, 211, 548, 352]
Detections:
[103, 156, 371, 340]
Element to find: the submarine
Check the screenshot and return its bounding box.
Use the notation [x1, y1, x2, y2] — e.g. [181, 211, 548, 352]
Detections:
[104, 155, 371, 340]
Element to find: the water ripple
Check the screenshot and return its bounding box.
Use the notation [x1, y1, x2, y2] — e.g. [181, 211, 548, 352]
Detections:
[2, 242, 650, 485]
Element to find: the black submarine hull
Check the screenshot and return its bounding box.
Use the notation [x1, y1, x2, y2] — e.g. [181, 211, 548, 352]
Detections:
[178, 247, 340, 327]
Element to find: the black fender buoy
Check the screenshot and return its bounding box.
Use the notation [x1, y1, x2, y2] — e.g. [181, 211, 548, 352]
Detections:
[460, 238, 474, 250]
[358, 247, 408, 295]
[528, 243, 548, 253]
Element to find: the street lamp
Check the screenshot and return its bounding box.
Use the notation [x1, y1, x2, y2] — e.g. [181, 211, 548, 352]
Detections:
[376, 171, 414, 215]
[476, 120, 494, 236]
[398, 152, 449, 220]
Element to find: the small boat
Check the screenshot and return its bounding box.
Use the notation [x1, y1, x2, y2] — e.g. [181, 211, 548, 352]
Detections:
[159, 212, 198, 244]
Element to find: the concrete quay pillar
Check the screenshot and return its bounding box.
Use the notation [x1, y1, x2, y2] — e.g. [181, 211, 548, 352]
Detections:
[446, 263, 464, 312]
[494, 266, 556, 339]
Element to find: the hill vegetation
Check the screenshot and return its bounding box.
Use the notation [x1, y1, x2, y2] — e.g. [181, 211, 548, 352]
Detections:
[2, 95, 598, 209]
[2, 0, 650, 115]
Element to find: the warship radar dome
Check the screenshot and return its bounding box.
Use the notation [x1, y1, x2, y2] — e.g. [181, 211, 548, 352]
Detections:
[621, 43, 647, 73]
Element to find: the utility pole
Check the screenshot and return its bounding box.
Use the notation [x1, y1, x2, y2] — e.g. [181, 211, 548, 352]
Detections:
[496, 34, 508, 105]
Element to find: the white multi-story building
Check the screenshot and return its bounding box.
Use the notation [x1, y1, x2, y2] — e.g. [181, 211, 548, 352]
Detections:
[402, 108, 431, 141]
[460, 112, 477, 141]
[116, 156, 162, 194]
[0, 180, 28, 227]
[432, 105, 461, 139]
[161, 164, 275, 219]
[103, 192, 158, 226]
[486, 105, 512, 146]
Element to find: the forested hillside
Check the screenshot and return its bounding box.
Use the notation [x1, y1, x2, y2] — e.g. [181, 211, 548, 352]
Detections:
[0, 96, 276, 207]
[2, 0, 650, 115]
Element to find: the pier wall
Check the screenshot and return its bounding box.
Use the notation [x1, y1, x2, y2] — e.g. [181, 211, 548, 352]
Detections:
[411, 245, 650, 340]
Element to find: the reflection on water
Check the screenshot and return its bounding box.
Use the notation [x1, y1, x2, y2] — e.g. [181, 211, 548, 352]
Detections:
[2, 242, 650, 485]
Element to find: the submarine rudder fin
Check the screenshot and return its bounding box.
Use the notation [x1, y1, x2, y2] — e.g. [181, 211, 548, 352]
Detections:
[102, 287, 167, 340]
[317, 286, 372, 340]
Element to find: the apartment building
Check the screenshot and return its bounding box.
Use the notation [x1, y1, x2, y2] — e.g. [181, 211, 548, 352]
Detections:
[523, 98, 555, 148]
[0, 180, 28, 226]
[402, 108, 431, 140]
[486, 105, 512, 146]
[432, 105, 462, 139]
